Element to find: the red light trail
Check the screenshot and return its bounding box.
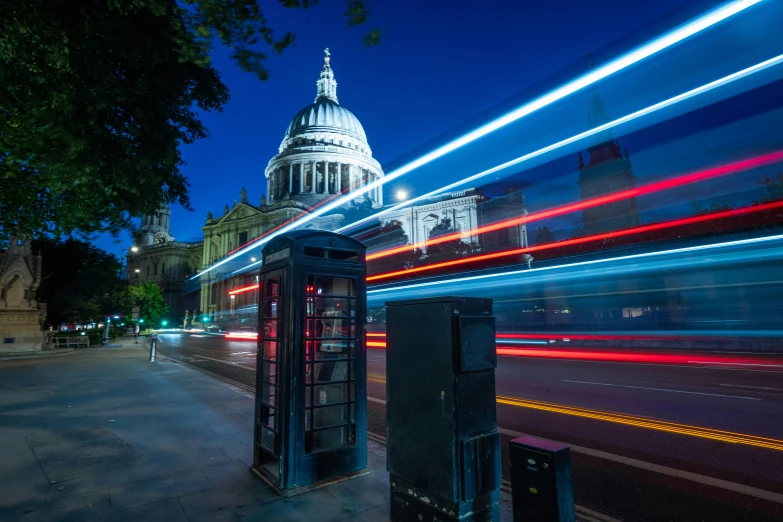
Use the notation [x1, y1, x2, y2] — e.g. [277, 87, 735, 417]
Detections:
[228, 284, 259, 295]
[362, 334, 782, 369]
[365, 151, 783, 262]
[495, 346, 783, 368]
[366, 199, 783, 282]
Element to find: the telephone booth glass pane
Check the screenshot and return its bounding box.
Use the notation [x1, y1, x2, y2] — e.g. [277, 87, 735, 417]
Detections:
[304, 274, 358, 454]
[257, 277, 281, 475]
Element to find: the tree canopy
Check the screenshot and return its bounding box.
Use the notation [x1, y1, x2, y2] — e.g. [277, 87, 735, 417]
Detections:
[1, 0, 376, 239]
[129, 282, 169, 325]
[424, 217, 478, 263]
[33, 238, 129, 325]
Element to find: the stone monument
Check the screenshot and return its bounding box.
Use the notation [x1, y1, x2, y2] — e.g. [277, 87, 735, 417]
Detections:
[0, 238, 46, 353]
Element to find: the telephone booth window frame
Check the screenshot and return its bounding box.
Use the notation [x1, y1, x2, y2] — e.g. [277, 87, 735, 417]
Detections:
[302, 273, 359, 455]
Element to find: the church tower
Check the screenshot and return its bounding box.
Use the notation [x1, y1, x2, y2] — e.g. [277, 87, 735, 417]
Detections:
[577, 89, 640, 235]
[139, 205, 175, 246]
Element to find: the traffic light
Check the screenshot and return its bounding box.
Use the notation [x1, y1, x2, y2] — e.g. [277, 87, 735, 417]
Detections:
[203, 316, 210, 323]
[162, 320, 168, 327]
[139, 319, 145, 324]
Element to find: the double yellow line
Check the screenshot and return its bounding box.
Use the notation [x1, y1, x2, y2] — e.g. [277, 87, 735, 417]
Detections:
[368, 373, 783, 451]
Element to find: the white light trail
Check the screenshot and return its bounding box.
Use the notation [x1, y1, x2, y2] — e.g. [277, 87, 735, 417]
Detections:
[225, 53, 783, 279]
[367, 234, 783, 297]
[342, 52, 783, 233]
[192, 0, 763, 280]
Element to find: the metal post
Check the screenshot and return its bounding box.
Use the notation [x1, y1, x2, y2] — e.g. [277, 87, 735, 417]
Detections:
[149, 333, 157, 362]
[102, 317, 110, 346]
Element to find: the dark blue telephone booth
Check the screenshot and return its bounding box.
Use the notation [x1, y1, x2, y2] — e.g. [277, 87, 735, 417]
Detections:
[252, 230, 368, 495]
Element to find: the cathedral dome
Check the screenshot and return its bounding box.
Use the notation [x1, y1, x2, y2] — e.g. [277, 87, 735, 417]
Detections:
[266, 49, 383, 210]
[284, 97, 367, 143]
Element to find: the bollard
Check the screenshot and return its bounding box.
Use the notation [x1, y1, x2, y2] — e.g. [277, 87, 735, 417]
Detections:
[102, 317, 110, 346]
[149, 334, 157, 362]
[510, 437, 574, 522]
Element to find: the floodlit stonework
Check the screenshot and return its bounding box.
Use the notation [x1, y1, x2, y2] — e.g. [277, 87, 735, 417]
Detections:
[0, 239, 46, 352]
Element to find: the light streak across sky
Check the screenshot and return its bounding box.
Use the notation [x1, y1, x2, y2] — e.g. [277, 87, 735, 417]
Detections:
[366, 199, 783, 282]
[346, 52, 783, 236]
[367, 233, 783, 299]
[191, 0, 763, 280]
[365, 150, 783, 262]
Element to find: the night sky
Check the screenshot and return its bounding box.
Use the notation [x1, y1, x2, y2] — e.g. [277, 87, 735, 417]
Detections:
[94, 0, 699, 257]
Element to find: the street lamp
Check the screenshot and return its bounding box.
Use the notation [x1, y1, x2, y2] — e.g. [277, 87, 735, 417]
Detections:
[121, 246, 140, 279]
[396, 189, 414, 245]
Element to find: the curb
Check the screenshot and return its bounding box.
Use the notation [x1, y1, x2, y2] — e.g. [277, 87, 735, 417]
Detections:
[0, 349, 75, 361]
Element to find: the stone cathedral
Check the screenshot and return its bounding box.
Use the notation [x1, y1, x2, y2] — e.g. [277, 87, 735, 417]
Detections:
[128, 49, 386, 320]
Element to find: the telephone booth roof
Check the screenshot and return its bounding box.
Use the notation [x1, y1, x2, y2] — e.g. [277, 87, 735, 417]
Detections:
[261, 230, 366, 265]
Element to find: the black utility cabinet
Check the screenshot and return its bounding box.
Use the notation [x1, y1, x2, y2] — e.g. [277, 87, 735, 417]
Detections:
[386, 296, 501, 521]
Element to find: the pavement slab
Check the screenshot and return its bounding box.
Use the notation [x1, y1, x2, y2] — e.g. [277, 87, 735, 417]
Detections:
[0, 346, 518, 522]
[200, 460, 254, 487]
[178, 478, 281, 521]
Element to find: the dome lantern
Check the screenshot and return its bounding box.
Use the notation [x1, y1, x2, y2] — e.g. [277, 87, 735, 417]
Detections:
[316, 48, 338, 103]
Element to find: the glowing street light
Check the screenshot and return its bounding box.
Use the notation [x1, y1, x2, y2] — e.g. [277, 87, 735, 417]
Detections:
[131, 246, 139, 252]
[395, 189, 408, 201]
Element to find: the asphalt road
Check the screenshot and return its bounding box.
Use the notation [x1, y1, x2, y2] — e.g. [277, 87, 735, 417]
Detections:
[155, 332, 783, 521]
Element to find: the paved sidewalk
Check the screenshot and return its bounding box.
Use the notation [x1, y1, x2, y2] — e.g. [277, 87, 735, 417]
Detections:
[0, 345, 513, 521]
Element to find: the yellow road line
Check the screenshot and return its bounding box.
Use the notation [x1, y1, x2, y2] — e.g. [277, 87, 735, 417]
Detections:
[367, 373, 783, 451]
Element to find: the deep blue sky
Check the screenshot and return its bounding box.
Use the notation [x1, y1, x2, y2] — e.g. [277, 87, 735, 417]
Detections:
[96, 0, 690, 256]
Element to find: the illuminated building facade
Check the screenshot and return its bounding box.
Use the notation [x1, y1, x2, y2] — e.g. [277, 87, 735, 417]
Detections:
[380, 186, 530, 259]
[126, 206, 203, 321]
[381, 189, 484, 251]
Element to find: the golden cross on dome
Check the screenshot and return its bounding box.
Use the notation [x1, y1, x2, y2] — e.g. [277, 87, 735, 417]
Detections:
[324, 47, 331, 64]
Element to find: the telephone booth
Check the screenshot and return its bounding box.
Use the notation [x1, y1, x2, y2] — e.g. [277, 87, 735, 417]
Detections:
[252, 230, 368, 495]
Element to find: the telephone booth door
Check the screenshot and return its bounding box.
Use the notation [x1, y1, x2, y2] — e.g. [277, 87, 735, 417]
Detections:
[254, 270, 288, 482]
[294, 269, 366, 484]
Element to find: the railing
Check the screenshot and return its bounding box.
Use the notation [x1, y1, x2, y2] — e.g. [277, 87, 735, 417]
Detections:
[51, 336, 90, 348]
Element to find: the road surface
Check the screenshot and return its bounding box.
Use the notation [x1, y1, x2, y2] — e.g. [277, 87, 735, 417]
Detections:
[155, 332, 783, 521]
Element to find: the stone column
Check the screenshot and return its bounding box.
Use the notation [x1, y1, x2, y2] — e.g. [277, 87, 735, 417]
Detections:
[289, 163, 293, 195]
[299, 163, 304, 193]
[311, 161, 316, 193]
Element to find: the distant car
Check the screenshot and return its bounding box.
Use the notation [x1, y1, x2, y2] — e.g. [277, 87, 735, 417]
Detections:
[205, 324, 222, 333]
